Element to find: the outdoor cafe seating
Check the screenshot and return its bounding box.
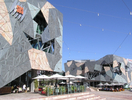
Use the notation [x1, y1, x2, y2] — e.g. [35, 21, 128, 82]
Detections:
[33, 74, 87, 96]
[97, 82, 125, 92]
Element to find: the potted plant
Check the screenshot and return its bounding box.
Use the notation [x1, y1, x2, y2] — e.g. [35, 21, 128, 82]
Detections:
[82, 86, 84, 92]
[34, 79, 39, 93]
[41, 88, 46, 95]
[39, 86, 43, 92]
[59, 86, 66, 94]
[74, 86, 77, 92]
[49, 87, 53, 95]
[80, 85, 84, 92]
[41, 86, 46, 95]
[71, 85, 74, 92]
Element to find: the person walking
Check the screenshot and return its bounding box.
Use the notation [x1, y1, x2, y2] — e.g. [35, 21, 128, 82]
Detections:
[23, 84, 26, 92]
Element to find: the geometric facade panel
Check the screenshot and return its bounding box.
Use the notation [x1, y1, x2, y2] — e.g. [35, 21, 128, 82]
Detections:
[41, 2, 55, 23]
[28, 48, 52, 71]
[65, 55, 132, 84]
[27, 2, 40, 19]
[0, 0, 63, 88]
[0, 1, 13, 45]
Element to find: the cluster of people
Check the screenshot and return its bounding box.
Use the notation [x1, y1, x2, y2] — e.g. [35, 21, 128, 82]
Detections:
[12, 84, 27, 93]
[102, 86, 114, 91]
[100, 86, 123, 91]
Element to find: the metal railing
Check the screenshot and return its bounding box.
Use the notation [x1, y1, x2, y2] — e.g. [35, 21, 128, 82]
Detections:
[40, 85, 87, 96]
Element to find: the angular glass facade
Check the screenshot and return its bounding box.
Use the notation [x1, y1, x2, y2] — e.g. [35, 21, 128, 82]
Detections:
[0, 0, 63, 91]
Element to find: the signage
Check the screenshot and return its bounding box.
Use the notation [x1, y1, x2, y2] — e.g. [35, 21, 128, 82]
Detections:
[15, 5, 23, 14]
[10, 0, 27, 22]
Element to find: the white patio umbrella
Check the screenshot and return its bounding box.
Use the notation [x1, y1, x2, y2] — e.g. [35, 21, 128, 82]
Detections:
[104, 82, 109, 86]
[97, 83, 104, 86]
[109, 83, 116, 86]
[32, 75, 50, 79]
[64, 74, 76, 91]
[65, 75, 76, 83]
[75, 75, 87, 86]
[75, 75, 87, 79]
[32, 75, 51, 87]
[50, 73, 66, 87]
[65, 75, 76, 79]
[50, 73, 66, 79]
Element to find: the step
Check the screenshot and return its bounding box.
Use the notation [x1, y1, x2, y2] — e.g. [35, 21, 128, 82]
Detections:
[51, 92, 90, 100]
[90, 96, 106, 100]
[56, 93, 91, 100]
[63, 97, 76, 100]
[77, 94, 95, 100]
[32, 93, 106, 100]
[98, 98, 106, 100]
[88, 96, 100, 100]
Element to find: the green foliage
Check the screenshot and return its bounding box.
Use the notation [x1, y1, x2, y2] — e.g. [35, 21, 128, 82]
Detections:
[42, 86, 46, 92]
[74, 86, 77, 91]
[50, 80, 56, 85]
[40, 80, 56, 85]
[45, 86, 53, 95]
[124, 88, 130, 90]
[59, 86, 66, 93]
[80, 85, 84, 91]
[40, 80, 44, 84]
[71, 86, 77, 92]
[71, 85, 74, 91]
[39, 86, 43, 88]
[34, 79, 38, 89]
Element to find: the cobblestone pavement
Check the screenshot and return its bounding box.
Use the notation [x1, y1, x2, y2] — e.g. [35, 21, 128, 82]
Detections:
[0, 90, 131, 100]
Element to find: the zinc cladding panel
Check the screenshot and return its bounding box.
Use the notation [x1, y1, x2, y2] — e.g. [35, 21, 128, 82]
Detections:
[54, 58, 62, 72]
[56, 36, 63, 56]
[23, 20, 34, 38]
[64, 63, 69, 73]
[104, 75, 112, 81]
[94, 75, 106, 81]
[103, 55, 113, 63]
[85, 61, 95, 72]
[41, 26, 50, 43]
[105, 70, 112, 78]
[41, 9, 63, 43]
[48, 9, 62, 39]
[113, 55, 125, 64]
[27, 2, 40, 19]
[45, 39, 62, 72]
[94, 64, 102, 72]
[113, 74, 127, 83]
[27, 0, 47, 9]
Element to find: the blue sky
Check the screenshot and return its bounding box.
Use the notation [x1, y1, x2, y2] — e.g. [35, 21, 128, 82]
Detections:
[47, 0, 132, 71]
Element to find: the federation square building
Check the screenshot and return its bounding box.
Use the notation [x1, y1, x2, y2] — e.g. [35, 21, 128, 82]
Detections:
[0, 0, 63, 92]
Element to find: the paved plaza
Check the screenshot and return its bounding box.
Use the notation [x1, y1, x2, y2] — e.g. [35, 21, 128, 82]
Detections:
[0, 90, 132, 100]
[91, 90, 132, 100]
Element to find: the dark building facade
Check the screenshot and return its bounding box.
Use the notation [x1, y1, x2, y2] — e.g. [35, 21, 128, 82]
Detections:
[65, 55, 132, 87]
[0, 0, 63, 90]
